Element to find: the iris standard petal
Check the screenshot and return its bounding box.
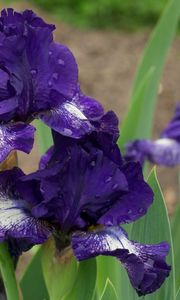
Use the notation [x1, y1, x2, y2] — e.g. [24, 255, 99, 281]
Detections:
[72, 226, 171, 296]
[0, 122, 35, 163]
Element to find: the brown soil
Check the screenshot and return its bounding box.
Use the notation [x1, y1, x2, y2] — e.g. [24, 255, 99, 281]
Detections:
[1, 1, 180, 213]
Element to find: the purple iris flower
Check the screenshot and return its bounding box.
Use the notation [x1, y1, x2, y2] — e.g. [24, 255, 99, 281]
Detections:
[0, 113, 170, 296]
[0, 8, 103, 163]
[125, 104, 180, 166]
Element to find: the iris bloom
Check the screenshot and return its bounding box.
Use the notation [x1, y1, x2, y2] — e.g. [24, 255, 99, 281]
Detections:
[0, 8, 103, 163]
[125, 104, 180, 166]
[0, 114, 170, 296]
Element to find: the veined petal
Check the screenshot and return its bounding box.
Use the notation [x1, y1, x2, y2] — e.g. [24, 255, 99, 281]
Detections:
[99, 162, 153, 225]
[0, 168, 51, 244]
[0, 122, 35, 163]
[72, 226, 170, 296]
[38, 99, 94, 138]
[148, 138, 180, 166]
[161, 104, 180, 142]
[125, 139, 180, 167]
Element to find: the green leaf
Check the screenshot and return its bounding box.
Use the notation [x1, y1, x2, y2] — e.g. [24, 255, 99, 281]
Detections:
[64, 259, 97, 300]
[42, 239, 78, 300]
[119, 0, 180, 148]
[176, 289, 180, 300]
[96, 256, 122, 297]
[124, 168, 175, 300]
[20, 246, 49, 300]
[0, 242, 19, 300]
[171, 202, 180, 291]
[35, 121, 53, 154]
[100, 279, 118, 300]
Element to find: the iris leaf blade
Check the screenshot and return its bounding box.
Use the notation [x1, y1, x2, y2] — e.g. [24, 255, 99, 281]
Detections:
[64, 259, 97, 300]
[126, 168, 175, 300]
[99, 279, 118, 300]
[35, 120, 53, 154]
[20, 246, 49, 300]
[119, 0, 180, 148]
[176, 289, 180, 300]
[171, 202, 180, 290]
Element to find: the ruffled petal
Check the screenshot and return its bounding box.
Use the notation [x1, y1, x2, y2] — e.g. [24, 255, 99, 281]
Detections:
[99, 162, 153, 225]
[125, 139, 180, 167]
[20, 146, 128, 231]
[47, 43, 78, 98]
[0, 168, 51, 244]
[73, 86, 104, 120]
[0, 122, 35, 163]
[72, 226, 171, 296]
[38, 96, 94, 138]
[161, 104, 180, 142]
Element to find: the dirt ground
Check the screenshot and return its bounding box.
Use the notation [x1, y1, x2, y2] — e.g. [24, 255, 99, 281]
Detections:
[1, 1, 180, 213]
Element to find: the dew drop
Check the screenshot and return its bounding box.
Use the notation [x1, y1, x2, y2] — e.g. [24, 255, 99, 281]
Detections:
[53, 72, 58, 80]
[49, 50, 52, 56]
[90, 161, 95, 167]
[138, 208, 145, 214]
[58, 58, 65, 65]
[31, 69, 37, 76]
[48, 80, 52, 87]
[105, 176, 112, 183]
[63, 128, 72, 136]
[113, 183, 118, 190]
[127, 209, 132, 214]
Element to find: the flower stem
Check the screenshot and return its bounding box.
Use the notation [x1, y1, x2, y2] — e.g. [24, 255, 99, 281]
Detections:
[0, 242, 19, 300]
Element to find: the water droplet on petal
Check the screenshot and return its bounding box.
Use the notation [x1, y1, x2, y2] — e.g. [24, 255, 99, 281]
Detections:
[105, 176, 112, 183]
[139, 208, 145, 214]
[48, 80, 52, 87]
[58, 58, 65, 65]
[53, 72, 58, 80]
[63, 128, 72, 136]
[31, 69, 37, 76]
[113, 184, 118, 190]
[90, 161, 95, 167]
[127, 209, 132, 214]
[49, 51, 52, 56]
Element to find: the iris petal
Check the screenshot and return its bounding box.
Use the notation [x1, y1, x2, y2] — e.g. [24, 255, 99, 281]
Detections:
[125, 139, 180, 167]
[38, 99, 94, 138]
[161, 104, 180, 142]
[72, 226, 170, 296]
[0, 122, 35, 163]
[0, 168, 51, 244]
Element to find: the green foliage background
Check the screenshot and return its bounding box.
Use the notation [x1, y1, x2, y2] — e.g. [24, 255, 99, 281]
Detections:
[30, 0, 168, 30]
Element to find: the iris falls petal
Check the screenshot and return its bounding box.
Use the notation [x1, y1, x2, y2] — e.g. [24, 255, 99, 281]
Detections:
[72, 226, 170, 296]
[0, 168, 51, 244]
[0, 122, 35, 163]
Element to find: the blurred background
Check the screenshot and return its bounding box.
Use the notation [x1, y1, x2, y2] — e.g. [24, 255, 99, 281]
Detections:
[0, 0, 180, 214]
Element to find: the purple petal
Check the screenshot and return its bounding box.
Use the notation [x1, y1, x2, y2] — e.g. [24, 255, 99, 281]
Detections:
[0, 168, 51, 244]
[20, 147, 128, 231]
[22, 9, 55, 30]
[38, 96, 94, 138]
[125, 139, 180, 167]
[47, 43, 78, 98]
[73, 87, 104, 120]
[72, 226, 171, 296]
[0, 122, 35, 163]
[99, 162, 153, 225]
[161, 104, 180, 142]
